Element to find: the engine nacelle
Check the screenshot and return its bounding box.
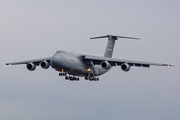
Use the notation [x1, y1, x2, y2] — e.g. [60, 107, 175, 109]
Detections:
[121, 63, 131, 72]
[40, 61, 50, 69]
[26, 63, 36, 71]
[101, 61, 111, 69]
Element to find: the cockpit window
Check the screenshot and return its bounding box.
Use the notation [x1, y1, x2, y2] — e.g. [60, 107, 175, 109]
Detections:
[56, 50, 65, 53]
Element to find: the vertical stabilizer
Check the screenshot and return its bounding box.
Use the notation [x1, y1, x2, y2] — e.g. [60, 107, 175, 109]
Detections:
[104, 36, 117, 58]
[90, 35, 140, 58]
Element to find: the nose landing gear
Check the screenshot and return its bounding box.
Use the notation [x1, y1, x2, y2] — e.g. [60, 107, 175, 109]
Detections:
[59, 72, 67, 76]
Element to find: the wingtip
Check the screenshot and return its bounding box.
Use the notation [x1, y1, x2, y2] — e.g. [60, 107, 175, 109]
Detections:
[164, 64, 174, 67]
[6, 63, 11, 66]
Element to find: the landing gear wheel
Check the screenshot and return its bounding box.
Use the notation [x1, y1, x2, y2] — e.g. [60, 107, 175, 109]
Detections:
[59, 72, 67, 76]
[69, 76, 73, 81]
[59, 73, 62, 76]
[65, 76, 69, 80]
[89, 77, 93, 81]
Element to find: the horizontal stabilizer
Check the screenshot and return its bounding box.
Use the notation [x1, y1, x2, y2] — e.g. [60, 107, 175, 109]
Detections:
[90, 35, 140, 40]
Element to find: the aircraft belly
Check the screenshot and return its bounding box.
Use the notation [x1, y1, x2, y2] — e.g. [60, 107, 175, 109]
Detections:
[93, 65, 112, 76]
[68, 59, 89, 76]
[68, 63, 111, 77]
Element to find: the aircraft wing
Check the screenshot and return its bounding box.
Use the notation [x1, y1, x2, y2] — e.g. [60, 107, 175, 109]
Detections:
[84, 55, 173, 67]
[6, 57, 51, 66]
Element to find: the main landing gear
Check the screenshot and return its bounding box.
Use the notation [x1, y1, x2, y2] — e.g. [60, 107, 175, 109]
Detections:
[59, 72, 79, 81]
[85, 77, 99, 81]
[65, 76, 79, 81]
[59, 72, 99, 81]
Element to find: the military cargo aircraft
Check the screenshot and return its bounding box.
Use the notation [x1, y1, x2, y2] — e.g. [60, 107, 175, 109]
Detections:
[6, 35, 173, 81]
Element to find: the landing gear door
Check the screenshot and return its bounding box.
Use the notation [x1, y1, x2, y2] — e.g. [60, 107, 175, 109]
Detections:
[68, 58, 74, 70]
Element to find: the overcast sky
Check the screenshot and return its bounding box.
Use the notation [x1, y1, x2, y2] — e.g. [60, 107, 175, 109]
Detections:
[0, 0, 180, 120]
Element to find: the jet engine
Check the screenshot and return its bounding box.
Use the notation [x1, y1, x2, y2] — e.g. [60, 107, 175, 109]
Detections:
[26, 63, 36, 71]
[40, 61, 50, 69]
[101, 61, 111, 69]
[121, 63, 131, 72]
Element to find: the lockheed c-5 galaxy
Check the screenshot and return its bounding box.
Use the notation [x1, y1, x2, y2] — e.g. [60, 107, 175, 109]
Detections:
[6, 35, 173, 81]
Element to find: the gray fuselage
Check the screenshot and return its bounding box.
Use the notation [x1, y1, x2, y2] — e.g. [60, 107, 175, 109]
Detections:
[50, 50, 111, 77]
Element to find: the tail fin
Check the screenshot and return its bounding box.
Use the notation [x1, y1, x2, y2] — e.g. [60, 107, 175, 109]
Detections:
[90, 35, 140, 58]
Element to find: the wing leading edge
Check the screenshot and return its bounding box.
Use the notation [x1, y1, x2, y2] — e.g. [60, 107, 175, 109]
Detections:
[6, 57, 51, 66]
[84, 55, 173, 67]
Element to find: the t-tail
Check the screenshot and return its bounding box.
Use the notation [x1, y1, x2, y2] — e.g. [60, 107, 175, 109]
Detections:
[90, 35, 140, 58]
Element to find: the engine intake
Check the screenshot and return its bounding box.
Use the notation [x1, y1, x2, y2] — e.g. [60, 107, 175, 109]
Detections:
[101, 61, 111, 69]
[40, 61, 50, 69]
[121, 63, 131, 72]
[26, 63, 36, 71]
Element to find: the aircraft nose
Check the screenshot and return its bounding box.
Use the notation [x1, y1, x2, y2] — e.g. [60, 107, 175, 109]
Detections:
[50, 55, 60, 68]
